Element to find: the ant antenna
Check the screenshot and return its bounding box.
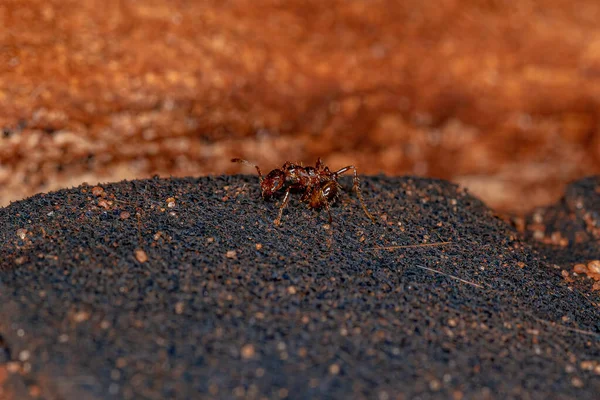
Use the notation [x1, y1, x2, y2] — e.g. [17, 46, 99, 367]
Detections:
[231, 158, 264, 183]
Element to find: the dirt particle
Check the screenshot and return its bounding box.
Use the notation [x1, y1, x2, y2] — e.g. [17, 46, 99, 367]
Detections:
[571, 377, 584, 388]
[100, 320, 111, 329]
[287, 286, 297, 295]
[98, 199, 111, 209]
[565, 364, 576, 373]
[533, 230, 545, 240]
[73, 311, 90, 323]
[175, 302, 185, 315]
[329, 363, 340, 375]
[29, 384, 41, 397]
[166, 197, 176, 208]
[6, 362, 20, 374]
[113, 358, 126, 369]
[587, 260, 600, 274]
[16, 228, 27, 240]
[18, 350, 30, 361]
[119, 211, 131, 220]
[255, 243, 263, 250]
[135, 249, 148, 263]
[226, 250, 237, 259]
[580, 360, 595, 370]
[22, 361, 31, 373]
[241, 344, 255, 360]
[92, 186, 105, 197]
[429, 379, 441, 391]
[574, 264, 588, 274]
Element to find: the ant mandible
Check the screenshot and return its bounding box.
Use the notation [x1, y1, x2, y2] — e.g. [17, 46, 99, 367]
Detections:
[232, 157, 376, 226]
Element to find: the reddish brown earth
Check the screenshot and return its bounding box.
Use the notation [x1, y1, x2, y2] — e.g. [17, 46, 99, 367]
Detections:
[2, 0, 600, 212]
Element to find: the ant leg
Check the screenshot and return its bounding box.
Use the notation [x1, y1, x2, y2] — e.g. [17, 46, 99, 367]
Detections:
[315, 157, 323, 169]
[231, 158, 264, 184]
[315, 157, 330, 173]
[324, 202, 334, 251]
[274, 187, 292, 226]
[334, 165, 376, 223]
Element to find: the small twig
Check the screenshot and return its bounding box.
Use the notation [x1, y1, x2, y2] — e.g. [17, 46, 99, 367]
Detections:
[135, 211, 144, 246]
[374, 241, 453, 250]
[532, 317, 600, 339]
[413, 264, 484, 288]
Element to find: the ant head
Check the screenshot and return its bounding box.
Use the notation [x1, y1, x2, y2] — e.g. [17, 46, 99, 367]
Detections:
[260, 169, 286, 198]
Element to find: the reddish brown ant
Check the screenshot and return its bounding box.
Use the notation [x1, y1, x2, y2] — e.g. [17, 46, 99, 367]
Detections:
[232, 157, 376, 226]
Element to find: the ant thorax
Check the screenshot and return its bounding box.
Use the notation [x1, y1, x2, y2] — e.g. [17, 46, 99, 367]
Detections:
[285, 165, 320, 188]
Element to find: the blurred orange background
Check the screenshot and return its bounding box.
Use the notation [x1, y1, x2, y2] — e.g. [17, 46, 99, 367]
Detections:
[1, 0, 600, 213]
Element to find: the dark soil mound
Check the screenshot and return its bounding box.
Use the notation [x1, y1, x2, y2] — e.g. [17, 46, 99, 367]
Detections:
[1, 175, 599, 399]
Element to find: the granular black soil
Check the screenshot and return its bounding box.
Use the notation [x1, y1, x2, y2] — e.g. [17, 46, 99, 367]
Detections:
[1, 175, 599, 399]
[523, 176, 600, 265]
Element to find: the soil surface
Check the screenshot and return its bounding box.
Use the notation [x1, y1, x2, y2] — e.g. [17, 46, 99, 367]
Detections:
[3, 0, 600, 212]
[1, 175, 599, 399]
